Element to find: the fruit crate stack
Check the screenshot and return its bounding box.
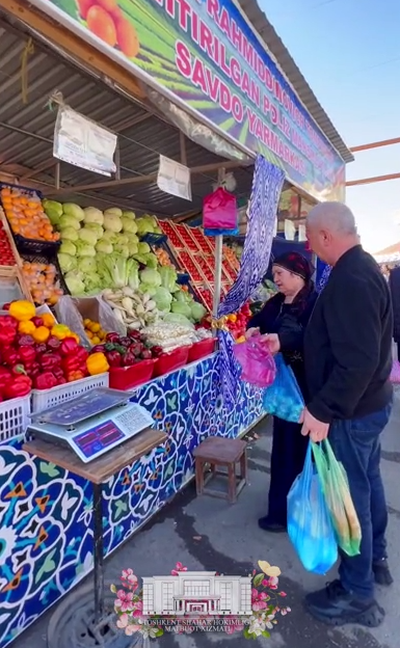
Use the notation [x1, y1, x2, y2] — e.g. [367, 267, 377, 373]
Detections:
[0, 183, 66, 311]
[157, 219, 240, 312]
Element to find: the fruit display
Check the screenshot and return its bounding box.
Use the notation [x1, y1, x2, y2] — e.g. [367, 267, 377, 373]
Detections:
[21, 260, 64, 306]
[0, 187, 59, 243]
[0, 216, 18, 266]
[83, 318, 107, 345]
[154, 246, 174, 267]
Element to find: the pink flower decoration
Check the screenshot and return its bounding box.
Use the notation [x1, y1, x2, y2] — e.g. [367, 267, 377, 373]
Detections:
[171, 562, 188, 576]
[279, 591, 287, 597]
[116, 590, 134, 612]
[251, 589, 268, 611]
[121, 569, 138, 591]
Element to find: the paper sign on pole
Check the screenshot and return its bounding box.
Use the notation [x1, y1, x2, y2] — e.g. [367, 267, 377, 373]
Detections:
[284, 219, 296, 240]
[298, 224, 307, 241]
[157, 155, 192, 201]
[53, 105, 117, 176]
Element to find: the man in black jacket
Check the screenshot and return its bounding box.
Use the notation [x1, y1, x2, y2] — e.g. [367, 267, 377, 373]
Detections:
[388, 265, 400, 360]
[302, 201, 393, 628]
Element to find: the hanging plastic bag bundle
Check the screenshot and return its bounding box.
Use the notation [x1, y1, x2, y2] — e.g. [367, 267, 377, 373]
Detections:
[263, 353, 304, 423]
[312, 440, 361, 557]
[203, 187, 239, 236]
[233, 334, 276, 388]
[287, 442, 338, 574]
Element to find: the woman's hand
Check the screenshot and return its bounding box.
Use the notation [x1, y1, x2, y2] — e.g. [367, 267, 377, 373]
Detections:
[245, 327, 259, 340]
[261, 333, 281, 355]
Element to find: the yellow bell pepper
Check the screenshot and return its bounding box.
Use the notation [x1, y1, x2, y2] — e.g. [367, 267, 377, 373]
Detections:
[51, 324, 71, 340]
[33, 326, 50, 343]
[42, 313, 56, 328]
[9, 300, 35, 322]
[18, 320, 36, 335]
[86, 352, 109, 376]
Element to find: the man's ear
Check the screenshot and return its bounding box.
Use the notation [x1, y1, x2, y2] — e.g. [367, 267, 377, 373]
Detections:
[320, 229, 331, 245]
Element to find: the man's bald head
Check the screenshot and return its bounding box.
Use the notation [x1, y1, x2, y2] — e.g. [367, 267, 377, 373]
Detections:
[306, 201, 360, 265]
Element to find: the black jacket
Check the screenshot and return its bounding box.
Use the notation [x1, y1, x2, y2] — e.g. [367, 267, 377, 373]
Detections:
[304, 245, 393, 423]
[388, 266, 400, 341]
[247, 290, 317, 396]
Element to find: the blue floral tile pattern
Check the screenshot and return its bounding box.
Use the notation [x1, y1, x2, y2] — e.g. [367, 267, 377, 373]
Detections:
[0, 355, 263, 647]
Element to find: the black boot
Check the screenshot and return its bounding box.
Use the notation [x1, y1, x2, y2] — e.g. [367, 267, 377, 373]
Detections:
[258, 516, 286, 533]
[373, 558, 394, 586]
[305, 580, 385, 628]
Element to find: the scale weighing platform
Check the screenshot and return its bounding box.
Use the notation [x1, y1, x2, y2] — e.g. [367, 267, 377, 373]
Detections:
[26, 387, 155, 463]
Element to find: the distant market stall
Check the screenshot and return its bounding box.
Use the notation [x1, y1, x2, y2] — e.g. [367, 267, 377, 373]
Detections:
[0, 1, 352, 646]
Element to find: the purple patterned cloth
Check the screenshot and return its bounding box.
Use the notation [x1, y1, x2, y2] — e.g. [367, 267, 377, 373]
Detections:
[217, 156, 285, 407]
[317, 264, 332, 293]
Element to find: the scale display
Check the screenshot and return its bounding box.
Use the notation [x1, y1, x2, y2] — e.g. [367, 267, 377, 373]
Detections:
[32, 388, 129, 427]
[74, 420, 125, 459]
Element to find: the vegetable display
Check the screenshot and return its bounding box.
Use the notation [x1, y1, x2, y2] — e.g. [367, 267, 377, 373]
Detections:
[21, 261, 64, 306]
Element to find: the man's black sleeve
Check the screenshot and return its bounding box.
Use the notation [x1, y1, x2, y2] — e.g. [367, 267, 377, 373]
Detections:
[307, 278, 381, 422]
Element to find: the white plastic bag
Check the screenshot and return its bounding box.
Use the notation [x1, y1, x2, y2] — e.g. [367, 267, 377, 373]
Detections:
[55, 295, 125, 347]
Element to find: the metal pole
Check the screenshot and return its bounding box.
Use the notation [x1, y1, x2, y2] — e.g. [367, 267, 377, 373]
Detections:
[55, 162, 60, 190]
[213, 168, 225, 318]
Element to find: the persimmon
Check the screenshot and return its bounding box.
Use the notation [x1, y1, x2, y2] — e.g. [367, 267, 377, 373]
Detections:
[116, 18, 140, 58]
[96, 0, 118, 12]
[76, 0, 93, 19]
[86, 5, 117, 47]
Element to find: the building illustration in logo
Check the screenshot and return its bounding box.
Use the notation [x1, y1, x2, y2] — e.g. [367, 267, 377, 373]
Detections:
[142, 571, 252, 616]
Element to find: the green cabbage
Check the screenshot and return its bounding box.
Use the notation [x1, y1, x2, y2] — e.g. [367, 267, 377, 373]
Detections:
[59, 240, 77, 256]
[84, 207, 104, 225]
[127, 259, 140, 291]
[136, 218, 155, 235]
[153, 287, 173, 312]
[84, 273, 102, 293]
[143, 253, 158, 269]
[140, 268, 162, 288]
[85, 223, 104, 239]
[104, 207, 122, 218]
[43, 199, 63, 216]
[122, 210, 136, 220]
[104, 213, 122, 233]
[138, 242, 150, 254]
[58, 253, 77, 273]
[65, 271, 85, 295]
[78, 228, 98, 245]
[78, 257, 97, 273]
[159, 266, 178, 292]
[75, 241, 96, 257]
[63, 203, 85, 221]
[127, 240, 138, 256]
[138, 284, 157, 297]
[121, 217, 138, 234]
[61, 227, 79, 242]
[190, 302, 207, 322]
[97, 254, 129, 288]
[171, 301, 192, 318]
[163, 313, 193, 328]
[59, 215, 81, 231]
[96, 240, 113, 254]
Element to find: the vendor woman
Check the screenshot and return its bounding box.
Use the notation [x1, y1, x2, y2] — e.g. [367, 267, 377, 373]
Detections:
[246, 252, 317, 533]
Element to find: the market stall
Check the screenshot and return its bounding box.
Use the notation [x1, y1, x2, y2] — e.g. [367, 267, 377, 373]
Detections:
[0, 1, 353, 646]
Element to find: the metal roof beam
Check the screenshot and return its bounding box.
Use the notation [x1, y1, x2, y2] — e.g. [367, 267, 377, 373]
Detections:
[346, 172, 400, 187]
[350, 137, 400, 153]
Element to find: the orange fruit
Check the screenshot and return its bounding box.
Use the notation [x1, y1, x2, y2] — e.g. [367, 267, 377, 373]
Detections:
[87, 5, 117, 46]
[116, 18, 139, 57]
[76, 0, 93, 19]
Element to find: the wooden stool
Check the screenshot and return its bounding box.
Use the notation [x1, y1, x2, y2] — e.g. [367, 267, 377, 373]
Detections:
[193, 437, 248, 504]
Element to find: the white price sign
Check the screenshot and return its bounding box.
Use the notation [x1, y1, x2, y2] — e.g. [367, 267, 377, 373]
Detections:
[157, 155, 192, 201]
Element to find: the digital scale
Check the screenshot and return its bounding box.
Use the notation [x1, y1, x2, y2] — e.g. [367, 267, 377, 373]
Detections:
[26, 387, 155, 463]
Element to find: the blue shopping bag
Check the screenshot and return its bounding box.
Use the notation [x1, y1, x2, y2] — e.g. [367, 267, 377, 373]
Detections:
[262, 353, 304, 422]
[287, 442, 338, 575]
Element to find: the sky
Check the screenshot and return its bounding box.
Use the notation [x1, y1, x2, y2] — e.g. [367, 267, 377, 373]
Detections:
[260, 0, 400, 253]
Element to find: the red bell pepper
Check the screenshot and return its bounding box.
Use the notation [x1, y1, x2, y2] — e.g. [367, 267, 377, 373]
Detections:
[61, 355, 81, 373]
[91, 345, 105, 353]
[4, 374, 32, 399]
[0, 325, 17, 348]
[40, 352, 62, 371]
[76, 347, 89, 364]
[106, 332, 120, 344]
[0, 315, 18, 330]
[3, 348, 20, 366]
[35, 343, 47, 356]
[17, 334, 35, 347]
[31, 317, 44, 328]
[47, 336, 61, 351]
[128, 329, 141, 341]
[53, 366, 65, 381]
[34, 372, 58, 390]
[0, 367, 11, 389]
[105, 350, 122, 367]
[19, 346, 36, 366]
[151, 346, 163, 358]
[121, 351, 136, 367]
[60, 337, 79, 356]
[11, 363, 27, 376]
[26, 362, 41, 379]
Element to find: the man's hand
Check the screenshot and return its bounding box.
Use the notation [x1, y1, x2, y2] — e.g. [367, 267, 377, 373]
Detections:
[301, 407, 329, 442]
[261, 333, 280, 355]
[245, 327, 259, 340]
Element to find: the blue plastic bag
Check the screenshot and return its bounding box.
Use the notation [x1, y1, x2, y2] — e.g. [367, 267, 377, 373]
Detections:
[287, 443, 338, 575]
[262, 353, 304, 422]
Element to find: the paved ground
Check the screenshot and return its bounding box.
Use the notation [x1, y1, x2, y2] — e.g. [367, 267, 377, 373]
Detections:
[13, 391, 400, 648]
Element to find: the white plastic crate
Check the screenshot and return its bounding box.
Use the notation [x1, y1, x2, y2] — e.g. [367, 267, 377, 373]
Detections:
[31, 373, 109, 413]
[0, 394, 31, 442]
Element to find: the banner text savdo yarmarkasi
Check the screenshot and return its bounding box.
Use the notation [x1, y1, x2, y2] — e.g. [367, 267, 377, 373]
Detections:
[154, 0, 340, 179]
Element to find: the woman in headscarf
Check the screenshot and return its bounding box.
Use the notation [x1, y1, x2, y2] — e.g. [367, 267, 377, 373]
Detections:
[246, 251, 317, 533]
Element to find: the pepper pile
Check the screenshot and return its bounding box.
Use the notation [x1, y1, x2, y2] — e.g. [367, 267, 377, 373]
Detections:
[92, 331, 158, 368]
[84, 319, 107, 345]
[0, 300, 110, 394]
